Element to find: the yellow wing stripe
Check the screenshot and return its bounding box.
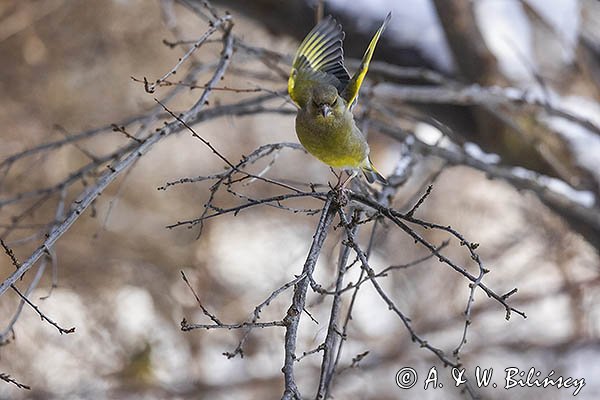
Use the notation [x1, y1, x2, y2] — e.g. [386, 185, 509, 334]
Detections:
[343, 12, 391, 109]
[295, 25, 331, 68]
[305, 40, 328, 66]
[313, 48, 340, 69]
[299, 36, 321, 62]
[288, 16, 350, 106]
[300, 27, 336, 69]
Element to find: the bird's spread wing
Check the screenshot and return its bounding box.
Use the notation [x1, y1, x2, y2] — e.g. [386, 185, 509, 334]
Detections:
[341, 12, 391, 110]
[288, 16, 350, 107]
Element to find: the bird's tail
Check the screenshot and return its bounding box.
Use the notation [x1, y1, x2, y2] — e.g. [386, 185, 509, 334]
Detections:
[361, 158, 387, 185]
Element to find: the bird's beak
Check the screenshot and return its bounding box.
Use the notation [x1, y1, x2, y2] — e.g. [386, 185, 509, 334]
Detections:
[320, 104, 332, 118]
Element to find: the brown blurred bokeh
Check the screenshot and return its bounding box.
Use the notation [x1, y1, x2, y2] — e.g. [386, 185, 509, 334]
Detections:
[1, 1, 599, 399]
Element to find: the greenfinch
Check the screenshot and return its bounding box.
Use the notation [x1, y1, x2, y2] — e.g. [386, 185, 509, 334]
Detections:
[288, 13, 391, 184]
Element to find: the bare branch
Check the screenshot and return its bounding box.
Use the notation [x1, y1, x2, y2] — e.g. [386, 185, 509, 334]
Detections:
[0, 372, 30, 390]
[0, 18, 236, 297]
[338, 208, 460, 367]
[281, 194, 334, 400]
[10, 285, 75, 335]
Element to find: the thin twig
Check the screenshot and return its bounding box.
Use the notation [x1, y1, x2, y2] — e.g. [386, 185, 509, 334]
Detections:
[337, 209, 459, 367]
[10, 285, 75, 335]
[141, 14, 232, 93]
[0, 373, 30, 390]
[0, 16, 236, 297]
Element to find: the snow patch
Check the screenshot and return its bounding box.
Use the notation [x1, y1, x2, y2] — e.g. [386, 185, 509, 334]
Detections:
[526, 0, 580, 61]
[326, 0, 454, 71]
[512, 167, 595, 208]
[474, 0, 533, 82]
[464, 142, 501, 164]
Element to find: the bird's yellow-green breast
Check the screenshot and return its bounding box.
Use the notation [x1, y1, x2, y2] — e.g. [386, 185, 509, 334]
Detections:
[295, 93, 369, 168]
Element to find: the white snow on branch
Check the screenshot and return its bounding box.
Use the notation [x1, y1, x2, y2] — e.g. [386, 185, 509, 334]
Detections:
[464, 142, 501, 164]
[512, 167, 595, 208]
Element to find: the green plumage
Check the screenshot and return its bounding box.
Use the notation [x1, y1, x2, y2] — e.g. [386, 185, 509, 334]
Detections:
[295, 86, 368, 168]
[288, 13, 391, 184]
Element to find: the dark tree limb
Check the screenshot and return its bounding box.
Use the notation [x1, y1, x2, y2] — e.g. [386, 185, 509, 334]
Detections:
[282, 194, 334, 400]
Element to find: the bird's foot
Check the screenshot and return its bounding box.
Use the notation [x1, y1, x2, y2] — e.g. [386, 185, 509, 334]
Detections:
[332, 185, 349, 207]
[329, 168, 344, 189]
[329, 169, 357, 190]
[339, 173, 354, 189]
[328, 170, 357, 207]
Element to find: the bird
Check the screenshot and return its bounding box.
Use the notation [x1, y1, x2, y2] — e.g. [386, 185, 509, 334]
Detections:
[288, 12, 391, 186]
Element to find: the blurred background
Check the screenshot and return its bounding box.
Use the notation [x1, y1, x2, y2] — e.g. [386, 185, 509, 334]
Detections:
[1, 0, 599, 399]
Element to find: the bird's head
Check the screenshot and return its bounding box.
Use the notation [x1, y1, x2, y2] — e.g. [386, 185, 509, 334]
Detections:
[310, 84, 341, 118]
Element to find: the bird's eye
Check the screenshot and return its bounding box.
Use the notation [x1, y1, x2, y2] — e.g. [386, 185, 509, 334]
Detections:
[331, 98, 337, 106]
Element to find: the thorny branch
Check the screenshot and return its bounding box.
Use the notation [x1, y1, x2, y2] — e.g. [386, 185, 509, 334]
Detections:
[0, 12, 235, 297]
[4, 1, 596, 398]
[175, 174, 524, 399]
[281, 195, 335, 400]
[349, 191, 525, 320]
[0, 373, 30, 391]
